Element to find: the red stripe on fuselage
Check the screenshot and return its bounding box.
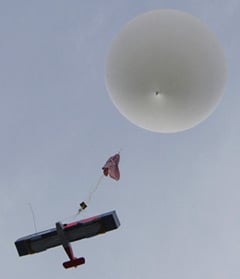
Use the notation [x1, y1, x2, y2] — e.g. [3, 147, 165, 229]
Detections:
[80, 216, 97, 223]
[64, 216, 97, 229]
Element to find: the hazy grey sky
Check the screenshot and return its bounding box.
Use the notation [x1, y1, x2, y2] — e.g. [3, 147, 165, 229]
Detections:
[1, 1, 240, 278]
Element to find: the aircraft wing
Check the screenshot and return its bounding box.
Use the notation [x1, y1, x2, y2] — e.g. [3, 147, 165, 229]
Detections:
[15, 210, 120, 256]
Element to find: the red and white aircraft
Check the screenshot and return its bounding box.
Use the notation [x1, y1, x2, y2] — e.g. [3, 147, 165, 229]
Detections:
[15, 211, 120, 269]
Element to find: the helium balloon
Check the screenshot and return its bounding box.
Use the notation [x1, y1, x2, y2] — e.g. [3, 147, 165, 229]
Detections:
[105, 10, 227, 133]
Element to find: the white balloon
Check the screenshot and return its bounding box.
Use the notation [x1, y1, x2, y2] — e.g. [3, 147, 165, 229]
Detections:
[105, 10, 227, 133]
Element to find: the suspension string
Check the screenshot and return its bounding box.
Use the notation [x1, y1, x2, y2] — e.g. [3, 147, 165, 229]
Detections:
[34, 150, 121, 227]
[87, 174, 104, 203]
[59, 174, 104, 223]
[27, 174, 105, 229]
[28, 202, 37, 232]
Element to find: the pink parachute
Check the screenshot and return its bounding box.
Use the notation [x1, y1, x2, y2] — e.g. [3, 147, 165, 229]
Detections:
[102, 153, 120, 181]
[77, 153, 120, 213]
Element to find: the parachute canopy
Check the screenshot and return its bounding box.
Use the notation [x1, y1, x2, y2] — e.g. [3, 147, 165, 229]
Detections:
[102, 153, 120, 181]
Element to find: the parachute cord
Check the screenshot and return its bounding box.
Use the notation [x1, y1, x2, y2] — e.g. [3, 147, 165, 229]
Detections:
[27, 174, 106, 228]
[87, 174, 104, 204]
[29, 151, 121, 228]
[59, 174, 105, 223]
[28, 202, 37, 232]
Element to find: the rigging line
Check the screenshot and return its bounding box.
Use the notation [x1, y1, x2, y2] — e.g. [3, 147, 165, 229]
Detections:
[28, 202, 37, 233]
[60, 175, 104, 223]
[87, 174, 104, 203]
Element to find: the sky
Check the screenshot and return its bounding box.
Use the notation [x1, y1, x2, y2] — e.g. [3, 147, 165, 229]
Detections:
[1, 0, 240, 278]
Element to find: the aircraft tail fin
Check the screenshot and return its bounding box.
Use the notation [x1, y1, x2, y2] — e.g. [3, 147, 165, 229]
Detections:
[63, 257, 85, 269]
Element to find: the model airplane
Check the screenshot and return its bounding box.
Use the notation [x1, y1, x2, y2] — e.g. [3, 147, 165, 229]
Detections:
[15, 210, 120, 269]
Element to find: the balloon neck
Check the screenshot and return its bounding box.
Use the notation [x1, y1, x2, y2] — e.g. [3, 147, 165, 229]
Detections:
[155, 91, 163, 97]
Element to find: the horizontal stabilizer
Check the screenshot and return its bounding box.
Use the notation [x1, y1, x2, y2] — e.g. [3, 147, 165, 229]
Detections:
[63, 257, 85, 269]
